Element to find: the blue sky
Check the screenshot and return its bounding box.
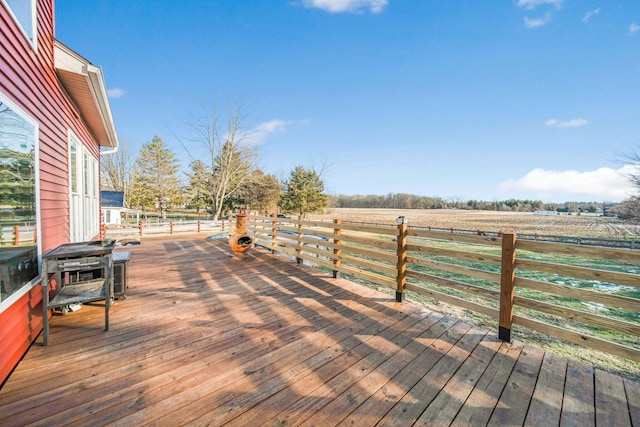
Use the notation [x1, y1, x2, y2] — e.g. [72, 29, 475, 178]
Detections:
[56, 0, 640, 203]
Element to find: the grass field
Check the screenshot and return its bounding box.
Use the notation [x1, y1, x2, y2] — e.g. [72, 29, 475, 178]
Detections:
[320, 208, 640, 240]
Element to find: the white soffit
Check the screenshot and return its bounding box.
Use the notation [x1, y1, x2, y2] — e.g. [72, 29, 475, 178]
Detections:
[53, 40, 119, 148]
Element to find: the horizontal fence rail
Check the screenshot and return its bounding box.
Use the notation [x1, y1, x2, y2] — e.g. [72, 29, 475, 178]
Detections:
[249, 213, 640, 362]
[343, 221, 640, 250]
[100, 220, 225, 240]
[0, 225, 36, 246]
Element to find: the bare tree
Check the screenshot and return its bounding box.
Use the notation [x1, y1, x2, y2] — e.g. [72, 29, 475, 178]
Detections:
[184, 102, 258, 221]
[101, 141, 134, 205]
[623, 149, 640, 195]
[617, 148, 640, 219]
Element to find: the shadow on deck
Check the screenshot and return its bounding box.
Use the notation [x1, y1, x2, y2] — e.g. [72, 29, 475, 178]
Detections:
[1, 234, 638, 426]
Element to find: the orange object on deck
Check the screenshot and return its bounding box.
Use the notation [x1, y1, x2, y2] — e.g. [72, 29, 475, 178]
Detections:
[229, 212, 253, 256]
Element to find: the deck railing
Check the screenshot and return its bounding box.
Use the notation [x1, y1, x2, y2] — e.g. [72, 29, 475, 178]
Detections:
[0, 224, 36, 246]
[99, 220, 225, 240]
[249, 214, 640, 362]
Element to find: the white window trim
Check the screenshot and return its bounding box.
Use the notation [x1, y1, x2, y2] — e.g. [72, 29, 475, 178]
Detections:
[1, 0, 38, 52]
[69, 132, 79, 242]
[68, 131, 100, 242]
[0, 91, 42, 314]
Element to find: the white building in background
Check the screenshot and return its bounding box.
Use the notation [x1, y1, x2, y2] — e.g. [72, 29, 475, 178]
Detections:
[534, 211, 559, 216]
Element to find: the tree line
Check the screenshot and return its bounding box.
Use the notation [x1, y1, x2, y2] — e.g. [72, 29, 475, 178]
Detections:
[101, 105, 328, 220]
[328, 194, 605, 214]
[328, 150, 640, 218]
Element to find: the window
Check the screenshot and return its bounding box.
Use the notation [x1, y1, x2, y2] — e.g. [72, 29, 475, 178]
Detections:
[2, 0, 37, 50]
[0, 93, 40, 310]
[70, 141, 77, 193]
[69, 133, 99, 243]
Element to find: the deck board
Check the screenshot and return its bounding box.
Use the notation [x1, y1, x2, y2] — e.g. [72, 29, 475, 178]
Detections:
[524, 351, 568, 426]
[451, 340, 525, 426]
[625, 377, 640, 427]
[375, 323, 479, 426]
[561, 361, 595, 427]
[595, 370, 632, 427]
[488, 345, 545, 426]
[0, 234, 638, 426]
[413, 334, 504, 426]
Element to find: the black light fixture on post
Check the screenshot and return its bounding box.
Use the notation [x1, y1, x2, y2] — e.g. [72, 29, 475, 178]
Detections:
[396, 216, 408, 225]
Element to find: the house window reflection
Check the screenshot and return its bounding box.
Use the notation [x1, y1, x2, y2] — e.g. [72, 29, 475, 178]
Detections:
[3, 0, 37, 48]
[0, 97, 39, 307]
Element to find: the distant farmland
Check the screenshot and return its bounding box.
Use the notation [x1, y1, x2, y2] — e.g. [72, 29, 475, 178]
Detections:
[317, 208, 640, 240]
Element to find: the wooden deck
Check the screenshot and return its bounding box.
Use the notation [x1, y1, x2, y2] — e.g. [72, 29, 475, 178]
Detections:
[1, 234, 638, 426]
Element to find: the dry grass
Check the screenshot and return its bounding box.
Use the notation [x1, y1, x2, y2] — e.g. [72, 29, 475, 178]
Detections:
[320, 208, 640, 239]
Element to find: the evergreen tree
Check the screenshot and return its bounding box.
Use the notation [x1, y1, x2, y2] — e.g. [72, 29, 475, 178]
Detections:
[228, 169, 281, 213]
[279, 166, 328, 218]
[132, 136, 181, 218]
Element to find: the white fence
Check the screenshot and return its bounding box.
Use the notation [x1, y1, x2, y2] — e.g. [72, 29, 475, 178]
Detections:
[102, 220, 226, 241]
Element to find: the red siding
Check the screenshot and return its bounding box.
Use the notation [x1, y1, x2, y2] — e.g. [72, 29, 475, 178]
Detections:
[0, 0, 104, 385]
[0, 287, 42, 384]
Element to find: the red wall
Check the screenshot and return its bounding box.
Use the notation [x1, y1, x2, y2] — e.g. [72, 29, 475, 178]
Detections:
[0, 0, 102, 385]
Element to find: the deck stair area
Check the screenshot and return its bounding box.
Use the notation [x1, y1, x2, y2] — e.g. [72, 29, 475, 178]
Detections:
[0, 234, 638, 426]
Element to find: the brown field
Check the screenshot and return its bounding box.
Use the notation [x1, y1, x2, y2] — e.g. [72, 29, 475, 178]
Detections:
[318, 208, 640, 240]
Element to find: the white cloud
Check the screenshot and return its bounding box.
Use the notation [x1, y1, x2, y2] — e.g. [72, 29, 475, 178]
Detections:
[545, 118, 588, 128]
[107, 88, 125, 99]
[302, 0, 388, 14]
[629, 22, 640, 35]
[582, 8, 600, 23]
[244, 119, 289, 145]
[516, 0, 562, 10]
[500, 165, 637, 201]
[524, 13, 551, 28]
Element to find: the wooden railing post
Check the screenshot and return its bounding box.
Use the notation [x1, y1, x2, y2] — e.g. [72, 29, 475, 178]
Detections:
[396, 220, 408, 302]
[499, 233, 517, 342]
[14, 225, 20, 246]
[170, 221, 174, 234]
[139, 220, 144, 237]
[333, 218, 342, 278]
[271, 213, 277, 254]
[197, 220, 201, 233]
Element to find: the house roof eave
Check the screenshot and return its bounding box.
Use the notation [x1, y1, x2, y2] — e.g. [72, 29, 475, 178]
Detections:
[53, 40, 119, 148]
